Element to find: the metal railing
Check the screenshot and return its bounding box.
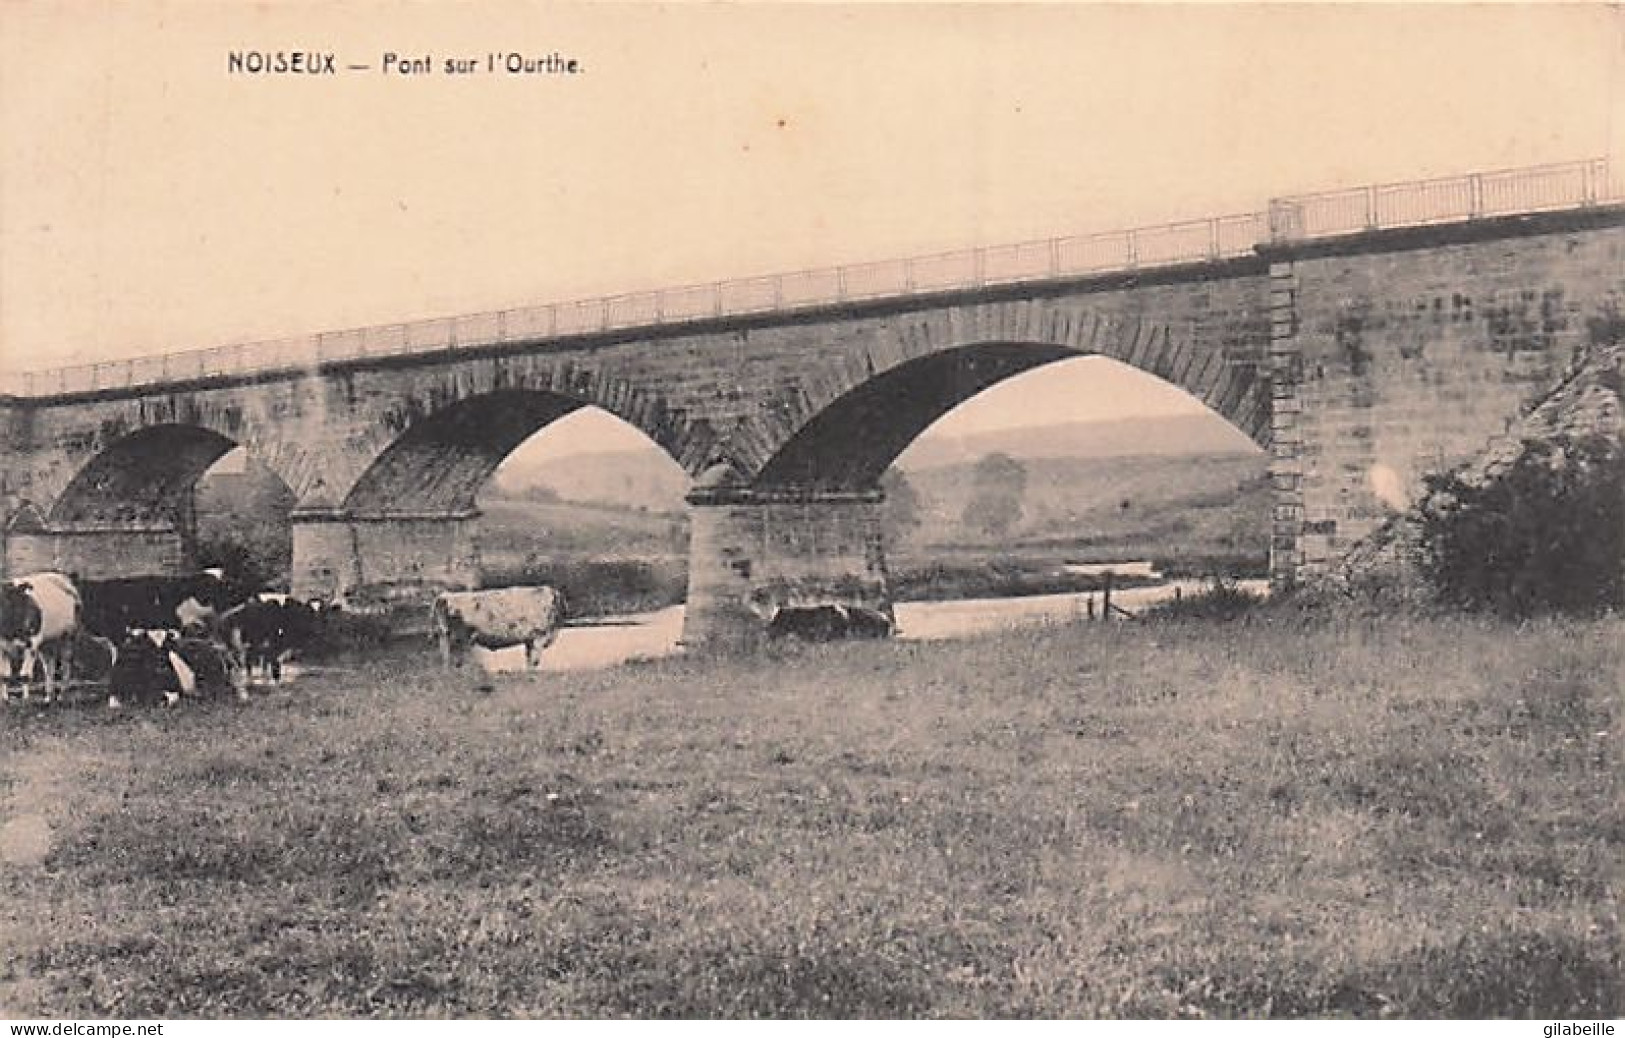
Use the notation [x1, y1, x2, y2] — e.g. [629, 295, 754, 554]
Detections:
[2, 157, 1617, 399]
[1266, 157, 1618, 242]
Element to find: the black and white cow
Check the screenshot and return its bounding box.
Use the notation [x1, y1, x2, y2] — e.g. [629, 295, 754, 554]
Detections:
[0, 571, 82, 703]
[79, 570, 255, 640]
[219, 593, 330, 685]
[767, 603, 894, 642]
[107, 628, 243, 708]
[431, 586, 567, 669]
[108, 629, 190, 708]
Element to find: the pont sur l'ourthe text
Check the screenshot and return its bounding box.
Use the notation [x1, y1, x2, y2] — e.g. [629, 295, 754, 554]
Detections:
[379, 52, 582, 75]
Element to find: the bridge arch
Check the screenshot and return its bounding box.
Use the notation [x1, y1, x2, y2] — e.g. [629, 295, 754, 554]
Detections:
[716, 298, 1270, 485]
[684, 308, 1271, 649]
[48, 424, 239, 526]
[749, 343, 1267, 493]
[13, 423, 305, 580]
[326, 362, 705, 506]
[291, 386, 688, 598]
[340, 389, 589, 515]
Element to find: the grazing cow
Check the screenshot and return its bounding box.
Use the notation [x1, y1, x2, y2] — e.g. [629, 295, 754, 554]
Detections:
[768, 603, 894, 642]
[79, 570, 255, 641]
[0, 572, 82, 703]
[432, 586, 567, 669]
[220, 593, 329, 685]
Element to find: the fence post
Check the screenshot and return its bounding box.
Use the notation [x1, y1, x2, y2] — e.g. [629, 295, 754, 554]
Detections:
[1469, 174, 1484, 219]
[1125, 231, 1138, 269]
[835, 268, 847, 303]
[713, 283, 724, 318]
[1207, 218, 1220, 260]
[1364, 186, 1377, 230]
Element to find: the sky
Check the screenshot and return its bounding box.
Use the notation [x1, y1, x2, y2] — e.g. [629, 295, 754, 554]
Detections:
[2, 2, 1621, 465]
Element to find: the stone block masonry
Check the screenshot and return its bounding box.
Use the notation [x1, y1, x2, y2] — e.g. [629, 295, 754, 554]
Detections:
[684, 487, 890, 651]
[1262, 209, 1625, 579]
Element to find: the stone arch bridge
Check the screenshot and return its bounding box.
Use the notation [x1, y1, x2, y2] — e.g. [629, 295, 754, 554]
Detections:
[2, 159, 1622, 647]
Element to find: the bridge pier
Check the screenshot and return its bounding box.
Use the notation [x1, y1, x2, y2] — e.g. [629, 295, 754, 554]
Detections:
[291, 508, 480, 601]
[3, 523, 189, 579]
[682, 486, 893, 651]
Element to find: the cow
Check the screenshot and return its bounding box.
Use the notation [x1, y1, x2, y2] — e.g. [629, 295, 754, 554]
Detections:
[107, 628, 244, 709]
[79, 570, 255, 641]
[0, 572, 82, 703]
[767, 603, 895, 642]
[174, 633, 246, 699]
[108, 629, 193, 708]
[431, 586, 567, 669]
[67, 630, 119, 688]
[219, 593, 330, 686]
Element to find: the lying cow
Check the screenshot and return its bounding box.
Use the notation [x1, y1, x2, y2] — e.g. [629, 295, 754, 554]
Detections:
[432, 586, 567, 669]
[220, 593, 329, 685]
[1, 571, 82, 703]
[108, 629, 243, 708]
[70, 629, 119, 686]
[767, 603, 894, 642]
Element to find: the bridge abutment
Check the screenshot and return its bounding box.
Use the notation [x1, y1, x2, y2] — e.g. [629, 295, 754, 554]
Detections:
[1261, 211, 1625, 583]
[291, 509, 480, 600]
[682, 486, 893, 651]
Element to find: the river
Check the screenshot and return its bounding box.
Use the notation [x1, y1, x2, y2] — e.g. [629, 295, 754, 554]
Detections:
[477, 578, 1271, 674]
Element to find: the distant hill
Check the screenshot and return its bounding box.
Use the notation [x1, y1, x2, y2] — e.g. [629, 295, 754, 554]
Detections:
[895, 413, 1258, 471]
[489, 449, 690, 513]
[898, 451, 1269, 561]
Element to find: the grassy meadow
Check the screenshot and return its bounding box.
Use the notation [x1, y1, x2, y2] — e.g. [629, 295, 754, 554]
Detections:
[0, 613, 1619, 1018]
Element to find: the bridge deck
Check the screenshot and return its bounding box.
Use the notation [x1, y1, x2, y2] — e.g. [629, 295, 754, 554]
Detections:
[2, 157, 1618, 399]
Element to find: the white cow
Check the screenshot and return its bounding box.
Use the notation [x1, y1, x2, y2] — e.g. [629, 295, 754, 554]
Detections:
[431, 586, 567, 669]
[0, 571, 82, 703]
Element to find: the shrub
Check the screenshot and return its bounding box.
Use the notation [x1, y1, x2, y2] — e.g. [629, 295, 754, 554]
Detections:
[194, 534, 284, 591]
[1144, 576, 1266, 621]
[486, 557, 688, 617]
[1416, 433, 1625, 618]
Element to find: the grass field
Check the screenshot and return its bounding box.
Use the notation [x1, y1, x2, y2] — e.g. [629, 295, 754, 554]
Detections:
[0, 614, 1618, 1018]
